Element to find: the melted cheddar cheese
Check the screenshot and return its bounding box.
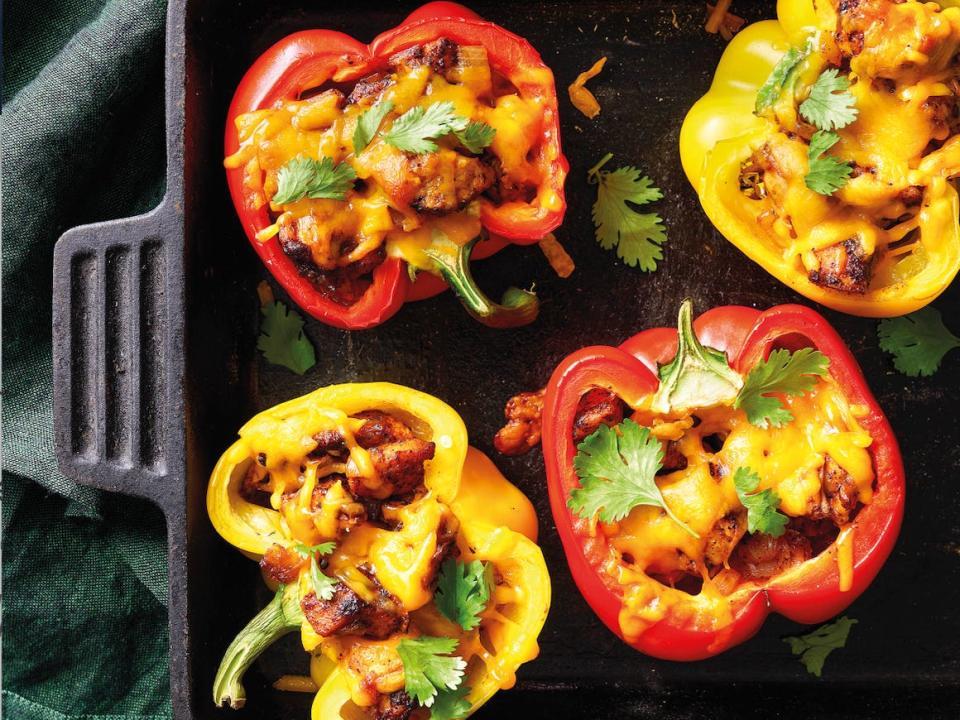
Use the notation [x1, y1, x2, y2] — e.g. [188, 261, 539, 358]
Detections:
[225, 47, 546, 275]
[599, 376, 874, 640]
[749, 0, 960, 293]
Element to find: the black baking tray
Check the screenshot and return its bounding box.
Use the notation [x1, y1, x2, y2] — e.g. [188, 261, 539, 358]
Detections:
[51, 1, 960, 718]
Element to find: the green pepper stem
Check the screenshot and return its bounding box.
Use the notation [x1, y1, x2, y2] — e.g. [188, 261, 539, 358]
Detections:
[425, 235, 539, 329]
[213, 584, 304, 709]
[650, 299, 743, 415]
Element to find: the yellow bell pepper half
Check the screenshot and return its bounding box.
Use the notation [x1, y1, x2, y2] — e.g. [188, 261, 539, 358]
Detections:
[680, 0, 960, 317]
[208, 382, 550, 720]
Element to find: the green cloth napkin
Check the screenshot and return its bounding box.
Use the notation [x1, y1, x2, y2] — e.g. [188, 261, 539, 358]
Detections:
[3, 0, 173, 717]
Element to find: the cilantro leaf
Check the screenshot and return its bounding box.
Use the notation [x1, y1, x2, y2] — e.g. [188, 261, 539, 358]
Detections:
[294, 542, 336, 557]
[430, 685, 472, 720]
[434, 559, 492, 632]
[455, 121, 496, 154]
[397, 636, 467, 708]
[309, 555, 338, 601]
[755, 46, 808, 113]
[353, 100, 394, 155]
[256, 300, 316, 375]
[589, 155, 667, 272]
[799, 69, 858, 131]
[878, 307, 960, 377]
[569, 419, 698, 536]
[272, 155, 356, 204]
[805, 130, 852, 195]
[733, 467, 788, 537]
[784, 616, 858, 677]
[382, 101, 469, 154]
[734, 347, 830, 428]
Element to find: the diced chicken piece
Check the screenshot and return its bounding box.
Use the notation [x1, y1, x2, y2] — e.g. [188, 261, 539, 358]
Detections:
[348, 73, 393, 105]
[347, 439, 436, 499]
[493, 389, 545, 456]
[389, 38, 460, 78]
[659, 440, 688, 474]
[354, 411, 415, 449]
[811, 454, 861, 526]
[408, 151, 496, 213]
[344, 640, 406, 696]
[375, 691, 416, 720]
[809, 238, 872, 294]
[573, 388, 626, 443]
[259, 543, 306, 584]
[731, 530, 813, 581]
[300, 583, 408, 640]
[702, 512, 747, 574]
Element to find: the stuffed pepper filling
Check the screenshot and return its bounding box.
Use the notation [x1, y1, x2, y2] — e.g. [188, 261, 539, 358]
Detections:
[742, 0, 960, 296]
[225, 37, 550, 305]
[210, 385, 549, 720]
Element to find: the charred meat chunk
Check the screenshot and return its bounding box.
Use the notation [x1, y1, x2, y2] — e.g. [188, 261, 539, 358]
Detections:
[493, 389, 545, 456]
[259, 543, 306, 584]
[300, 583, 408, 640]
[389, 38, 460, 78]
[375, 691, 416, 720]
[409, 150, 496, 213]
[702, 512, 747, 575]
[310, 429, 348, 459]
[573, 388, 627, 444]
[366, 439, 437, 497]
[811, 453, 861, 526]
[348, 73, 393, 105]
[659, 440, 688, 474]
[354, 410, 415, 449]
[809, 238, 872, 294]
[731, 529, 813, 581]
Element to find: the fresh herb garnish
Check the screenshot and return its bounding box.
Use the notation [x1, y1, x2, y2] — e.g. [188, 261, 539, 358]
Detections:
[805, 130, 852, 195]
[382, 101, 493, 154]
[755, 45, 808, 113]
[308, 555, 339, 601]
[272, 155, 357, 204]
[569, 419, 698, 537]
[588, 153, 667, 272]
[734, 347, 830, 428]
[785, 616, 858, 677]
[257, 300, 316, 375]
[733, 467, 788, 537]
[799, 68, 858, 132]
[430, 685, 472, 720]
[434, 559, 492, 632]
[397, 636, 467, 708]
[353, 100, 395, 154]
[294, 542, 336, 557]
[455, 121, 497, 154]
[878, 307, 960, 377]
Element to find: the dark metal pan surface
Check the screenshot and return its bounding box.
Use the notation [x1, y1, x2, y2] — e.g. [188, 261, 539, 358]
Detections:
[53, 1, 960, 717]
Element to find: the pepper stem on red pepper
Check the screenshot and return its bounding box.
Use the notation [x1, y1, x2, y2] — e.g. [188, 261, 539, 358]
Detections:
[213, 583, 303, 709]
[650, 299, 743, 414]
[424, 233, 539, 328]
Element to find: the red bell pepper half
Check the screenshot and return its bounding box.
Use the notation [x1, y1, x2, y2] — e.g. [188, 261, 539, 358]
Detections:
[541, 303, 905, 660]
[224, 2, 568, 330]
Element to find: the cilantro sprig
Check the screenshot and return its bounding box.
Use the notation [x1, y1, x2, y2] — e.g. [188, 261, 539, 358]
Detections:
[296, 542, 338, 601]
[272, 155, 356, 204]
[382, 101, 495, 154]
[799, 69, 858, 131]
[257, 300, 316, 375]
[785, 616, 858, 677]
[295, 542, 336, 557]
[733, 467, 788, 537]
[397, 636, 467, 708]
[805, 130, 853, 195]
[588, 153, 667, 272]
[434, 559, 492, 632]
[430, 686, 472, 720]
[569, 419, 698, 537]
[878, 307, 960, 377]
[734, 348, 830, 428]
[353, 100, 395, 154]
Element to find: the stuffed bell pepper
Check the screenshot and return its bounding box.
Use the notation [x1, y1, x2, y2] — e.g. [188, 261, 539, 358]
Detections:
[680, 0, 960, 317]
[224, 2, 568, 330]
[208, 383, 550, 719]
[496, 301, 903, 660]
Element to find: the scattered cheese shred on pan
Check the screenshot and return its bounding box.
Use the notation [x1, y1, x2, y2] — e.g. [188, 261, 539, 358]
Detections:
[539, 233, 575, 278]
[568, 57, 608, 120]
[273, 675, 318, 693]
[256, 280, 274, 307]
[706, 1, 745, 41]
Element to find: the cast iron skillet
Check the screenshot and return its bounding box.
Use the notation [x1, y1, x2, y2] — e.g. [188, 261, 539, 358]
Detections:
[52, 1, 960, 718]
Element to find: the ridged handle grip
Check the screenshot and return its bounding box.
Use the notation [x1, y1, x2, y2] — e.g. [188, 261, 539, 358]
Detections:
[52, 204, 180, 503]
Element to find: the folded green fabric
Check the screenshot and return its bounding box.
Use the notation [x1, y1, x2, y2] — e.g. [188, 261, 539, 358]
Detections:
[3, 0, 172, 717]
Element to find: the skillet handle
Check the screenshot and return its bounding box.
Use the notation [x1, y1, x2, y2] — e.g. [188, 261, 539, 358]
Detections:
[52, 204, 181, 503]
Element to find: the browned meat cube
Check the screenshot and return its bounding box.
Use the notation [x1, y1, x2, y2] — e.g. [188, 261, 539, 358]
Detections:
[809, 238, 872, 294]
[494, 389, 545, 456]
